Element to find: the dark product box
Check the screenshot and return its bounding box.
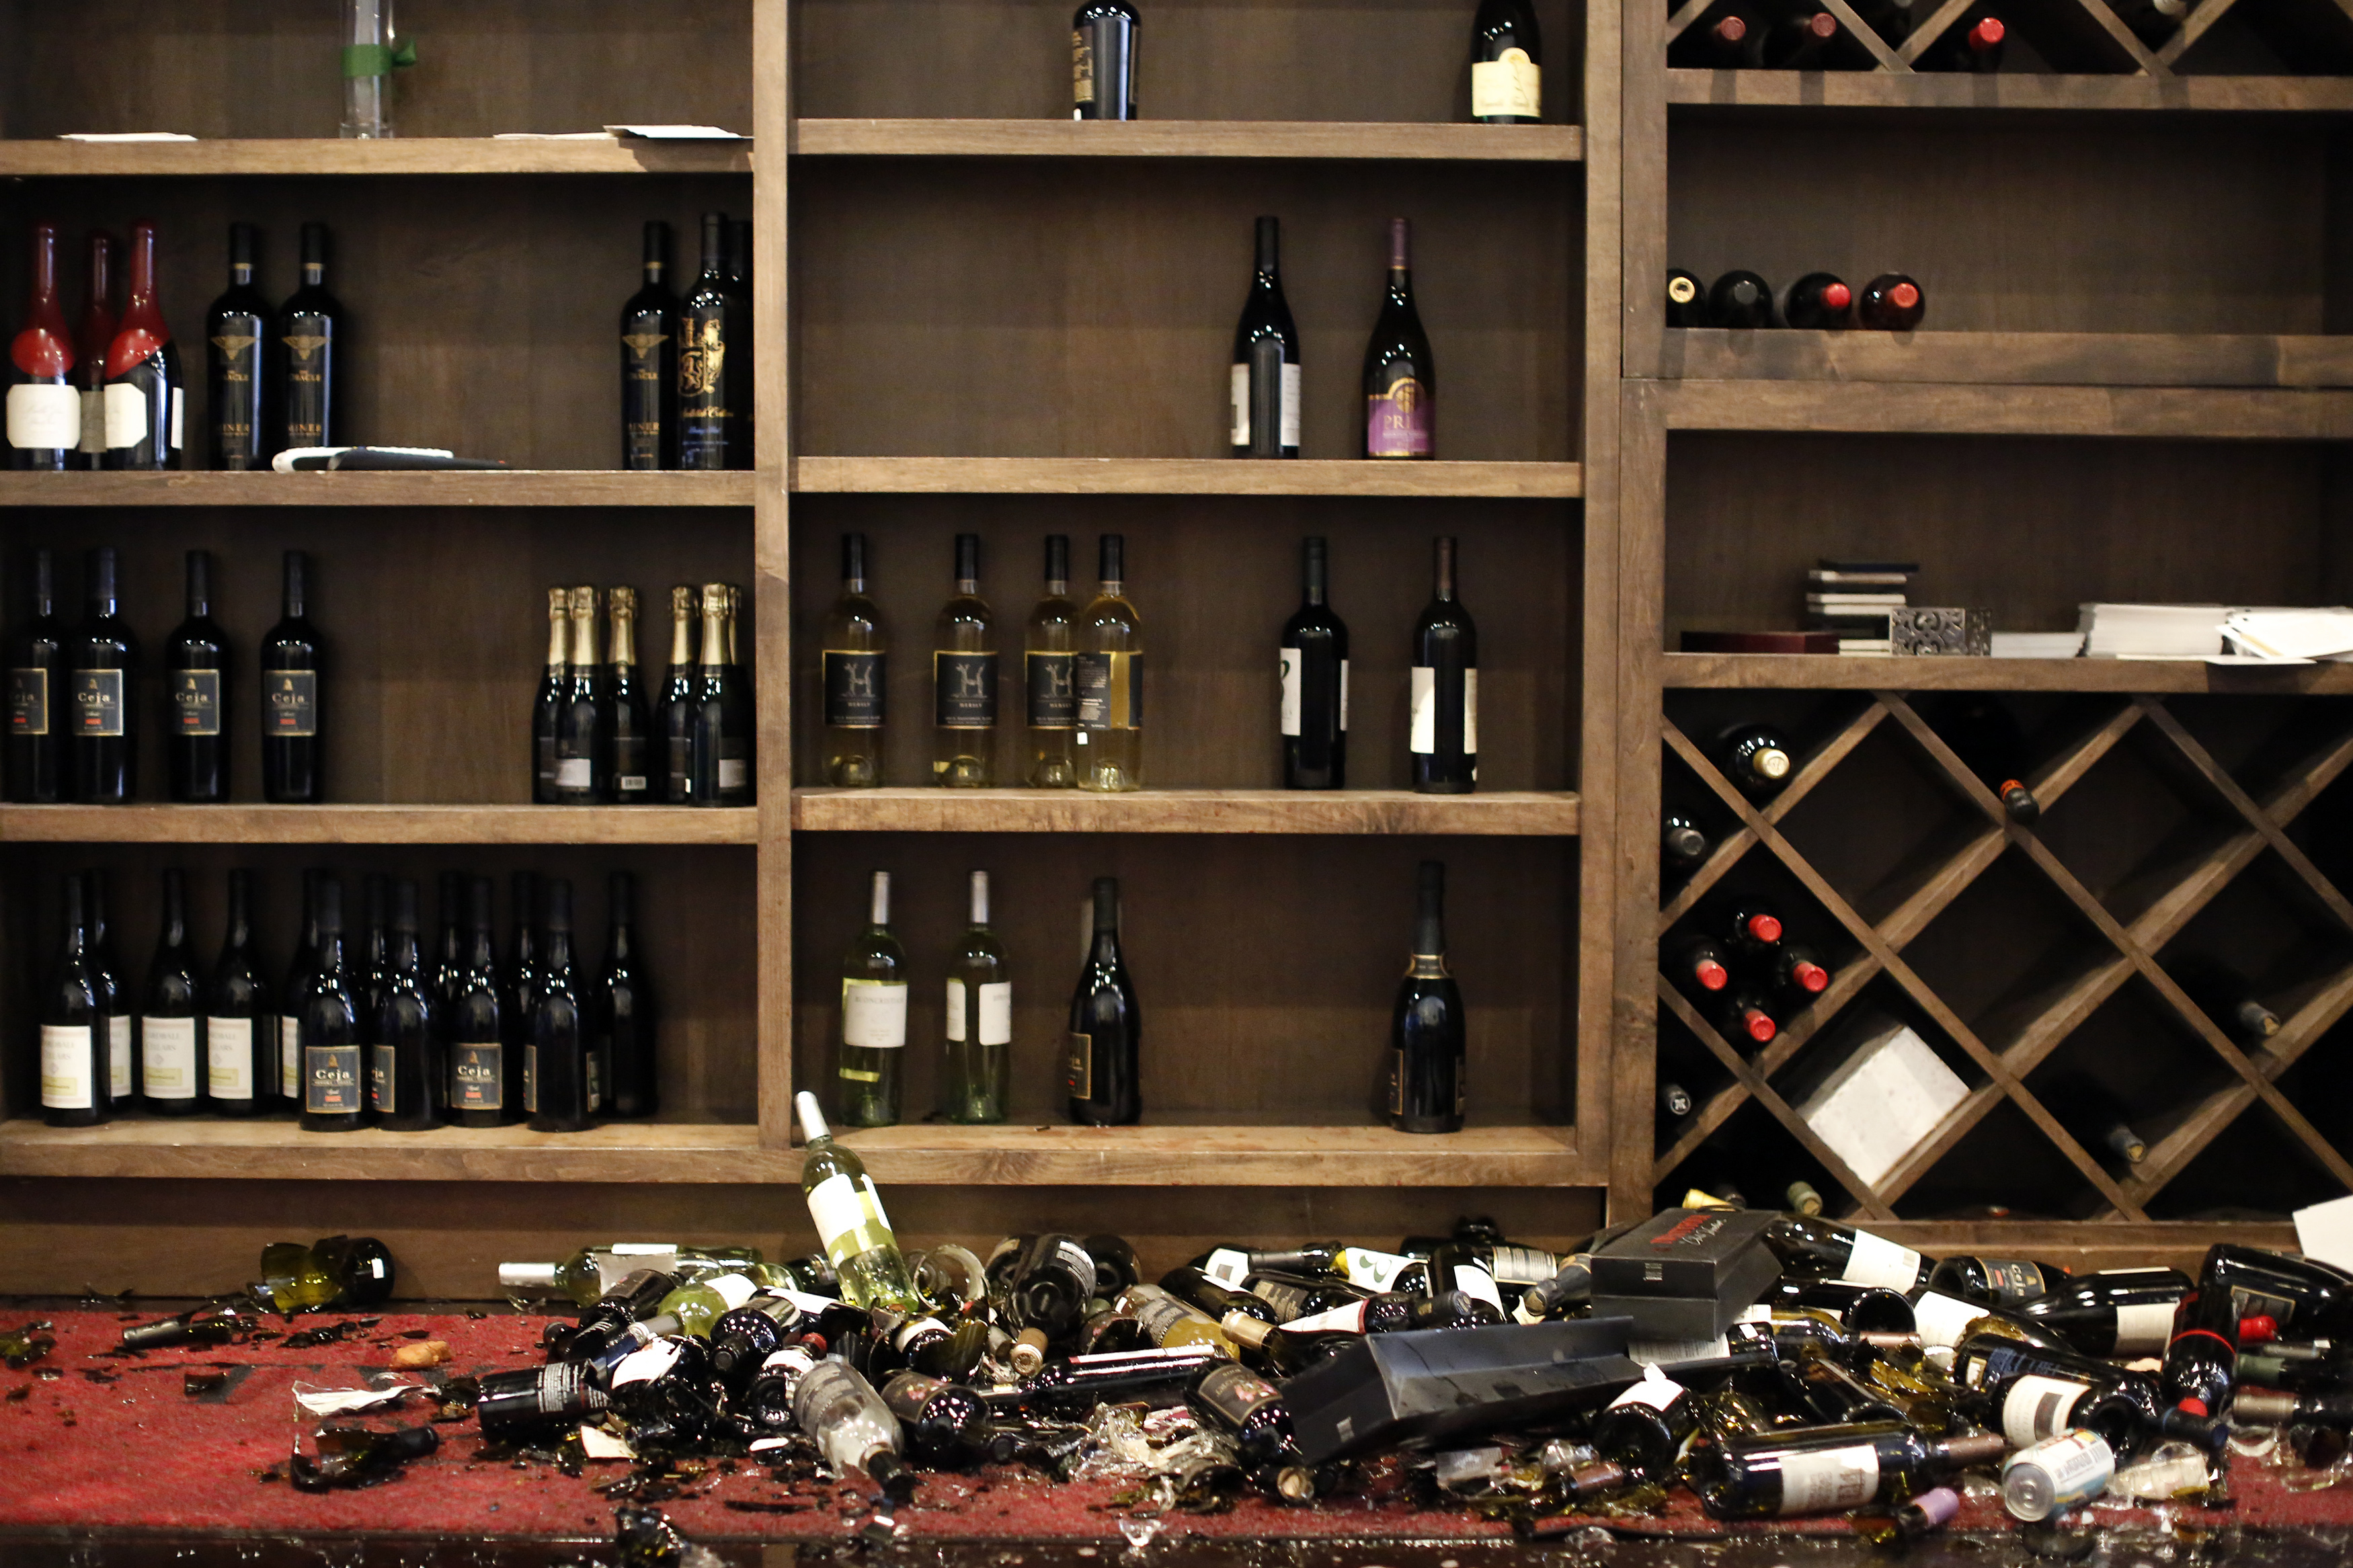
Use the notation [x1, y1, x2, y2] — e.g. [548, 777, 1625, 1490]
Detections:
[1589, 1207, 1783, 1341]
[1284, 1318, 1639, 1464]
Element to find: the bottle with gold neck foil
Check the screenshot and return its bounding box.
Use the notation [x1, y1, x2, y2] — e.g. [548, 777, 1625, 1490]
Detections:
[660, 585, 697, 803]
[691, 581, 752, 805]
[532, 586, 567, 804]
[607, 587, 654, 804]
[554, 586, 605, 803]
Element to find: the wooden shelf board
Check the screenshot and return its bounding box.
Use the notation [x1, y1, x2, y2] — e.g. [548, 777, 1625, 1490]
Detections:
[791, 456, 1581, 499]
[1864, 1220, 2297, 1276]
[1665, 69, 2353, 113]
[832, 1121, 1591, 1186]
[1652, 380, 2353, 438]
[0, 138, 753, 177]
[1663, 653, 2353, 692]
[0, 805, 757, 845]
[0, 471, 754, 507]
[791, 788, 1579, 835]
[795, 119, 1583, 161]
[1663, 330, 2353, 389]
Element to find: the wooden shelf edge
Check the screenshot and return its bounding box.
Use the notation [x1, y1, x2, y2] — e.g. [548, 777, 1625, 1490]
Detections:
[792, 119, 1583, 161]
[0, 471, 755, 507]
[790, 788, 1580, 835]
[0, 138, 754, 177]
[1652, 380, 2353, 437]
[791, 456, 1582, 499]
[1665, 69, 2353, 112]
[1661, 330, 2353, 390]
[1662, 652, 2353, 692]
[1860, 1219, 2296, 1274]
[836, 1123, 1594, 1185]
[0, 805, 758, 845]
[0, 1118, 770, 1182]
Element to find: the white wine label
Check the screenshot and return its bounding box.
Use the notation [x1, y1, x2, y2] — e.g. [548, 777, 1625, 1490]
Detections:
[709, 1272, 760, 1311]
[1470, 50, 1540, 118]
[1228, 364, 1249, 446]
[977, 980, 1012, 1045]
[1280, 362, 1301, 450]
[1229, 362, 1302, 449]
[1777, 1443, 1880, 1515]
[1607, 1370, 1685, 1413]
[1836, 1231, 1924, 1291]
[718, 758, 748, 789]
[102, 382, 147, 448]
[141, 1016, 198, 1098]
[1204, 1247, 1252, 1290]
[841, 979, 909, 1048]
[2001, 1374, 2090, 1448]
[525, 1042, 539, 1113]
[171, 386, 185, 451]
[1489, 1245, 1561, 1286]
[1628, 1334, 1729, 1366]
[77, 386, 104, 454]
[1409, 667, 1437, 753]
[1054, 1237, 1099, 1301]
[1909, 1289, 1988, 1350]
[39, 1023, 93, 1108]
[1287, 1301, 1372, 1335]
[6, 383, 79, 449]
[1341, 1247, 1414, 1290]
[1463, 667, 1478, 755]
[944, 977, 965, 1043]
[2114, 1301, 2178, 1356]
[1279, 648, 1302, 737]
[1453, 1264, 1506, 1314]
[1339, 659, 1351, 731]
[207, 1017, 254, 1098]
[280, 1016, 301, 1100]
[807, 1171, 895, 1267]
[108, 1014, 131, 1098]
[555, 757, 593, 789]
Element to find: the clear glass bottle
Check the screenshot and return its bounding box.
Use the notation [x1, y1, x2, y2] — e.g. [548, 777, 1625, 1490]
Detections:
[942, 870, 1010, 1124]
[822, 533, 886, 788]
[1074, 534, 1142, 792]
[932, 533, 996, 788]
[838, 870, 908, 1127]
[795, 1090, 922, 1311]
[1025, 535, 1078, 787]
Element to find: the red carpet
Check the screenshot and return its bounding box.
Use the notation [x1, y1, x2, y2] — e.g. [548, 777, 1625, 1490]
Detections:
[0, 1308, 2325, 1542]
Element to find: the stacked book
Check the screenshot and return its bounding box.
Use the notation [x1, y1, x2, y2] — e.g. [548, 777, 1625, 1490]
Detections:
[2222, 608, 2353, 662]
[1806, 560, 1916, 656]
[2077, 603, 2231, 659]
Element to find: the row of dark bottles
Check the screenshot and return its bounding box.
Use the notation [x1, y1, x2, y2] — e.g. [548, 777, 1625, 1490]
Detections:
[1670, 704, 2037, 822]
[37, 865, 653, 1131]
[1669, 897, 1833, 1048]
[1672, 0, 2007, 71]
[6, 546, 321, 804]
[529, 583, 752, 807]
[1230, 217, 1438, 460]
[1667, 268, 1926, 331]
[616, 215, 754, 471]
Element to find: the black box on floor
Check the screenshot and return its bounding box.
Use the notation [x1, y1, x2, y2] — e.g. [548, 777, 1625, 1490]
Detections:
[1283, 1318, 1639, 1464]
[1588, 1207, 1782, 1341]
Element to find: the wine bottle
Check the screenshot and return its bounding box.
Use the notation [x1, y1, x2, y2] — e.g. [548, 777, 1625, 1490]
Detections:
[102, 221, 181, 470]
[596, 870, 656, 1118]
[1764, 1216, 1934, 1290]
[2112, 0, 2187, 44]
[881, 1370, 988, 1461]
[678, 214, 747, 470]
[508, 870, 543, 1027]
[1716, 720, 1793, 797]
[649, 586, 694, 803]
[42, 874, 106, 1128]
[449, 875, 520, 1126]
[554, 585, 606, 804]
[1410, 536, 1478, 794]
[932, 534, 997, 788]
[8, 547, 67, 802]
[205, 868, 270, 1116]
[691, 581, 752, 805]
[261, 550, 321, 803]
[1074, 534, 1143, 792]
[1068, 875, 1142, 1125]
[1857, 274, 1925, 330]
[1775, 943, 1831, 997]
[1927, 1255, 2069, 1308]
[1924, 693, 2038, 821]
[1470, 0, 1542, 121]
[1025, 534, 1078, 788]
[1669, 8, 1755, 66]
[1717, 984, 1778, 1047]
[821, 535, 887, 789]
[990, 1344, 1222, 1417]
[138, 868, 202, 1116]
[1362, 219, 1434, 459]
[528, 878, 592, 1133]
[839, 870, 910, 1128]
[300, 878, 366, 1131]
[1072, 0, 1140, 119]
[943, 870, 1010, 1125]
[2194, 1241, 2353, 1341]
[1782, 273, 1852, 330]
[1920, 10, 2003, 70]
[1671, 936, 1731, 994]
[795, 1090, 923, 1311]
[1665, 265, 1710, 325]
[1163, 1264, 1282, 1327]
[1659, 1080, 1694, 1117]
[2015, 1268, 2190, 1359]
[1759, 5, 1841, 65]
[1707, 270, 1776, 329]
[620, 220, 678, 470]
[1595, 1370, 1702, 1479]
[1663, 811, 1709, 870]
[532, 585, 567, 804]
[1006, 1233, 1101, 1343]
[2169, 956, 2280, 1044]
[165, 550, 229, 803]
[9, 222, 80, 470]
[372, 878, 439, 1130]
[590, 587, 651, 804]
[280, 868, 323, 1109]
[1281, 536, 1349, 790]
[72, 544, 137, 804]
[274, 222, 339, 450]
[1230, 217, 1300, 460]
[1390, 860, 1466, 1133]
[792, 1360, 914, 1499]
[72, 232, 115, 472]
[83, 870, 127, 1110]
[1690, 1423, 2003, 1519]
[206, 222, 271, 469]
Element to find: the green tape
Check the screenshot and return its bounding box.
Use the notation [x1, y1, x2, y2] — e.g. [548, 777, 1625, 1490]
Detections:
[342, 38, 417, 78]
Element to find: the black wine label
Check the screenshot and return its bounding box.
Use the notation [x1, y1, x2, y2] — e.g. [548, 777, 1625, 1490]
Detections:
[1074, 651, 1142, 730]
[172, 669, 222, 735]
[370, 1044, 395, 1114]
[1066, 1030, 1094, 1101]
[305, 1042, 362, 1114]
[824, 651, 885, 728]
[933, 651, 998, 729]
[72, 668, 125, 737]
[621, 319, 669, 470]
[452, 1043, 502, 1111]
[613, 734, 651, 797]
[282, 317, 332, 448]
[210, 316, 263, 461]
[265, 670, 318, 737]
[1027, 652, 1076, 729]
[9, 667, 47, 736]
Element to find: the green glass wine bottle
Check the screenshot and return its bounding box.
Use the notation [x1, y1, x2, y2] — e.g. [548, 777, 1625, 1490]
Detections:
[942, 870, 1010, 1124]
[838, 870, 908, 1127]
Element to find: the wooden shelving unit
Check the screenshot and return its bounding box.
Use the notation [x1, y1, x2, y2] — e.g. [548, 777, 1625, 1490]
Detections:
[791, 788, 1581, 835]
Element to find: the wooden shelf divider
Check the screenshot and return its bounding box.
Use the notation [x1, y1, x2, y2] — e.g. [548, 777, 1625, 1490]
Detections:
[791, 788, 1579, 835]
[0, 805, 758, 845]
[0, 471, 755, 507]
[1661, 329, 2353, 390]
[791, 456, 1581, 499]
[793, 119, 1583, 161]
[1650, 380, 2353, 438]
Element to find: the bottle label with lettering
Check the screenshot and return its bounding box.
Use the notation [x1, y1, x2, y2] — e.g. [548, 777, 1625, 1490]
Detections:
[39, 1024, 93, 1109]
[108, 1016, 130, 1098]
[945, 978, 1014, 1046]
[371, 1044, 396, 1114]
[9, 668, 47, 736]
[452, 1042, 503, 1111]
[1470, 50, 1540, 118]
[1066, 1030, 1094, 1100]
[1365, 376, 1432, 458]
[934, 651, 998, 729]
[824, 651, 885, 728]
[73, 669, 125, 737]
[1074, 651, 1142, 730]
[1027, 651, 1076, 728]
[141, 1017, 199, 1098]
[207, 1017, 255, 1100]
[842, 979, 910, 1050]
[265, 670, 318, 737]
[173, 669, 223, 735]
[305, 1042, 363, 1114]
[7, 383, 80, 450]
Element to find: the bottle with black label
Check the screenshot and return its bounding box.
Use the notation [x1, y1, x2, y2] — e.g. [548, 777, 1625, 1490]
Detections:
[619, 220, 677, 470]
[1470, 0, 1542, 122]
[448, 874, 518, 1126]
[276, 222, 339, 452]
[532, 585, 567, 804]
[10, 222, 81, 470]
[1390, 860, 1466, 1133]
[1281, 536, 1349, 790]
[1075, 534, 1142, 792]
[299, 878, 366, 1132]
[85, 870, 128, 1107]
[1410, 536, 1477, 794]
[1230, 218, 1300, 459]
[1025, 534, 1078, 788]
[42, 874, 106, 1128]
[1068, 875, 1141, 1124]
[7, 546, 66, 802]
[678, 214, 747, 470]
[690, 581, 752, 804]
[529, 878, 592, 1133]
[205, 868, 270, 1116]
[932, 533, 997, 788]
[72, 545, 137, 804]
[596, 870, 656, 1118]
[279, 868, 323, 1108]
[822, 535, 885, 788]
[606, 587, 654, 804]
[1072, 0, 1139, 119]
[166, 549, 229, 803]
[373, 878, 439, 1130]
[205, 222, 272, 469]
[102, 220, 181, 470]
[554, 585, 606, 803]
[659, 585, 699, 802]
[139, 868, 203, 1115]
[261, 550, 321, 803]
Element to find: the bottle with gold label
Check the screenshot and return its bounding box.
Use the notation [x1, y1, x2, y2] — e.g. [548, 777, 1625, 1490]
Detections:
[204, 222, 271, 469]
[796, 1089, 922, 1311]
[532, 585, 568, 804]
[838, 870, 908, 1128]
[1074, 534, 1142, 792]
[677, 212, 747, 470]
[1072, 0, 1139, 120]
[619, 220, 677, 470]
[275, 222, 338, 450]
[932, 533, 996, 788]
[165, 549, 229, 803]
[1470, 0, 1541, 124]
[824, 535, 887, 788]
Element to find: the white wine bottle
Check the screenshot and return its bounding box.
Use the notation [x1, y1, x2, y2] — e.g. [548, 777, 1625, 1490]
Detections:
[943, 870, 1010, 1124]
[838, 870, 909, 1127]
[932, 532, 996, 788]
[1074, 534, 1142, 792]
[795, 1089, 922, 1312]
[1025, 535, 1078, 788]
[822, 534, 887, 788]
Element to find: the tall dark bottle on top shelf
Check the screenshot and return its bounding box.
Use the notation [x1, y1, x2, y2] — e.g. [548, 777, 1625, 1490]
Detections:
[678, 214, 749, 470]
[554, 585, 606, 803]
[1410, 536, 1477, 794]
[42, 875, 106, 1128]
[206, 868, 270, 1116]
[449, 875, 519, 1126]
[530, 879, 593, 1132]
[73, 233, 116, 471]
[1391, 860, 1466, 1134]
[1362, 218, 1434, 460]
[1072, 0, 1140, 119]
[607, 587, 655, 803]
[262, 550, 322, 803]
[1231, 217, 1300, 460]
[373, 878, 439, 1130]
[596, 870, 656, 1118]
[691, 581, 753, 805]
[1470, 0, 1542, 120]
[167, 549, 229, 803]
[1280, 536, 1349, 790]
[9, 222, 80, 470]
[1068, 876, 1141, 1126]
[140, 868, 202, 1115]
[620, 219, 678, 470]
[533, 586, 567, 804]
[206, 222, 272, 469]
[8, 547, 66, 802]
[299, 878, 367, 1132]
[73, 545, 137, 804]
[276, 222, 340, 452]
[104, 221, 181, 470]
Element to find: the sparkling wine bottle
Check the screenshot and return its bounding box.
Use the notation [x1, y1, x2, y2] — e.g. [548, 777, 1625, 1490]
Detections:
[72, 232, 116, 472]
[553, 586, 606, 804]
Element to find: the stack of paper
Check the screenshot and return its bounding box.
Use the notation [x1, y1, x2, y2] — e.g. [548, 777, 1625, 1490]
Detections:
[2221, 608, 2353, 663]
[1990, 631, 2085, 659]
[1808, 559, 1917, 655]
[2078, 603, 2231, 659]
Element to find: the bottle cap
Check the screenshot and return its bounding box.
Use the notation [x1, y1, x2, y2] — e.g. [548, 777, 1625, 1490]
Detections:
[1747, 913, 1784, 943]
[500, 1262, 562, 1290]
[1792, 961, 1829, 993]
[1695, 958, 1729, 991]
[1891, 282, 1921, 310]
[794, 1090, 830, 1143]
[1823, 282, 1851, 310]
[2177, 1397, 2209, 1417]
[1717, 13, 1747, 39]
[1972, 16, 2004, 44]
[1742, 1009, 1776, 1044]
[1806, 10, 1837, 36]
[2239, 1314, 2278, 1344]
[1905, 1487, 1960, 1528]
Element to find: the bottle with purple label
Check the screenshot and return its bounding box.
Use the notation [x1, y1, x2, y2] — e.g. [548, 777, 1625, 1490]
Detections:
[1361, 218, 1433, 460]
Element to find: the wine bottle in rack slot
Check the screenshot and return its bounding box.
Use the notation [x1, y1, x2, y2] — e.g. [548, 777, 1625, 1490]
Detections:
[1665, 266, 1708, 327]
[73, 232, 115, 471]
[1410, 536, 1477, 794]
[139, 868, 202, 1116]
[620, 220, 678, 471]
[2111, 0, 2186, 43]
[692, 581, 753, 805]
[374, 877, 440, 1130]
[1470, 0, 1542, 122]
[933, 533, 998, 789]
[1924, 694, 2038, 822]
[206, 868, 270, 1116]
[1072, 0, 1140, 120]
[9, 222, 79, 470]
[1782, 274, 1852, 330]
[299, 877, 366, 1131]
[1659, 1081, 1693, 1118]
[1758, 5, 1840, 67]
[261, 550, 321, 803]
[276, 222, 340, 450]
[167, 549, 229, 804]
[1362, 219, 1434, 460]
[554, 585, 606, 804]
[2047, 1074, 2145, 1165]
[608, 587, 654, 804]
[678, 214, 748, 470]
[85, 870, 128, 1106]
[450, 875, 518, 1126]
[1716, 720, 1793, 798]
[1068, 875, 1142, 1126]
[597, 870, 655, 1118]
[1723, 897, 1784, 959]
[1230, 217, 1300, 460]
[529, 878, 592, 1134]
[1763, 1214, 1932, 1288]
[104, 221, 181, 470]
[839, 870, 910, 1129]
[1707, 270, 1775, 329]
[206, 222, 272, 469]
[1671, 935, 1731, 995]
[943, 870, 1011, 1126]
[1919, 9, 2003, 71]
[42, 874, 106, 1128]
[1857, 274, 1925, 330]
[1281, 536, 1349, 790]
[1390, 860, 1466, 1134]
[1026, 534, 1078, 788]
[1663, 811, 1709, 870]
[2169, 955, 2281, 1044]
[1716, 983, 1778, 1048]
[280, 868, 323, 1108]
[1669, 7, 1755, 66]
[9, 546, 66, 802]
[73, 546, 136, 804]
[1774, 942, 1831, 999]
